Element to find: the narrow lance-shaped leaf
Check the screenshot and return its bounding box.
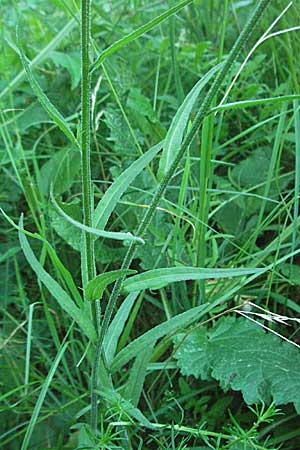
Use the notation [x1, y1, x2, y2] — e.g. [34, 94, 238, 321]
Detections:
[0, 19, 77, 103]
[111, 304, 207, 372]
[86, 269, 137, 302]
[104, 292, 139, 365]
[91, 0, 193, 73]
[51, 191, 144, 243]
[17, 29, 79, 149]
[93, 141, 163, 229]
[124, 266, 265, 293]
[18, 216, 96, 341]
[125, 342, 155, 407]
[158, 64, 222, 180]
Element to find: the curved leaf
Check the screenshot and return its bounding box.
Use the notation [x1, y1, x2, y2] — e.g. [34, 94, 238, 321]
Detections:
[51, 191, 144, 243]
[86, 269, 137, 301]
[18, 216, 96, 341]
[124, 266, 265, 292]
[158, 64, 222, 179]
[111, 304, 207, 372]
[91, 0, 193, 73]
[93, 141, 162, 229]
[18, 30, 79, 148]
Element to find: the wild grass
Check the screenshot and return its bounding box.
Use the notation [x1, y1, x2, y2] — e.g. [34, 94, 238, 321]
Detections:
[1, 0, 300, 449]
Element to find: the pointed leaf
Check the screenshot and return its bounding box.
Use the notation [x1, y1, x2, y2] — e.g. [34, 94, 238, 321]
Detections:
[124, 266, 265, 293]
[18, 216, 96, 341]
[111, 304, 207, 372]
[104, 292, 138, 365]
[51, 192, 144, 243]
[93, 141, 162, 229]
[91, 0, 193, 72]
[158, 64, 221, 179]
[86, 269, 136, 302]
[18, 32, 79, 148]
[125, 341, 154, 407]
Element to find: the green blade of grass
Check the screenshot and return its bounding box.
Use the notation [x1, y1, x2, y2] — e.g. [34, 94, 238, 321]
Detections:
[90, 0, 194, 73]
[293, 100, 300, 257]
[124, 342, 154, 407]
[111, 304, 207, 372]
[1, 206, 83, 308]
[21, 341, 69, 450]
[212, 94, 300, 113]
[0, 18, 77, 103]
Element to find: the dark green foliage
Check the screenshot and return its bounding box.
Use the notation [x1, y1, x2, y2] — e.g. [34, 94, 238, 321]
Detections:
[174, 317, 300, 411]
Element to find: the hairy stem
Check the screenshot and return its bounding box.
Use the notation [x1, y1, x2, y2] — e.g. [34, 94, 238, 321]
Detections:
[90, 0, 272, 430]
[81, 0, 94, 283]
[80, 0, 99, 432]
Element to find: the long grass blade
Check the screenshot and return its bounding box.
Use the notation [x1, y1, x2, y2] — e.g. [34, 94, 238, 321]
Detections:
[111, 304, 207, 371]
[21, 342, 69, 450]
[104, 292, 139, 365]
[91, 0, 193, 73]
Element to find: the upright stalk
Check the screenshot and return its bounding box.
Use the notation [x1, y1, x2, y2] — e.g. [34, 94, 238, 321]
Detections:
[90, 0, 272, 431]
[80, 0, 99, 431]
[81, 0, 94, 284]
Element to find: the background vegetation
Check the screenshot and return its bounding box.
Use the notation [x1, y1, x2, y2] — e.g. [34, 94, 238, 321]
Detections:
[1, 0, 300, 449]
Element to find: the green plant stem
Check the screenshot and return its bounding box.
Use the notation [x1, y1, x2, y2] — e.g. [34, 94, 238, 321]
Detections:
[80, 0, 98, 431]
[90, 0, 272, 430]
[81, 0, 94, 283]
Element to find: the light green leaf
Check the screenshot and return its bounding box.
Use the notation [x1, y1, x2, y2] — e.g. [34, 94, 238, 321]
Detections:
[99, 388, 155, 429]
[104, 292, 139, 365]
[49, 50, 81, 89]
[91, 0, 193, 73]
[93, 141, 162, 229]
[111, 304, 207, 372]
[40, 147, 81, 195]
[124, 341, 154, 407]
[158, 64, 221, 179]
[174, 317, 300, 412]
[0, 19, 77, 103]
[51, 192, 144, 243]
[124, 266, 265, 293]
[18, 32, 79, 148]
[86, 269, 137, 302]
[50, 200, 82, 251]
[18, 216, 96, 341]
